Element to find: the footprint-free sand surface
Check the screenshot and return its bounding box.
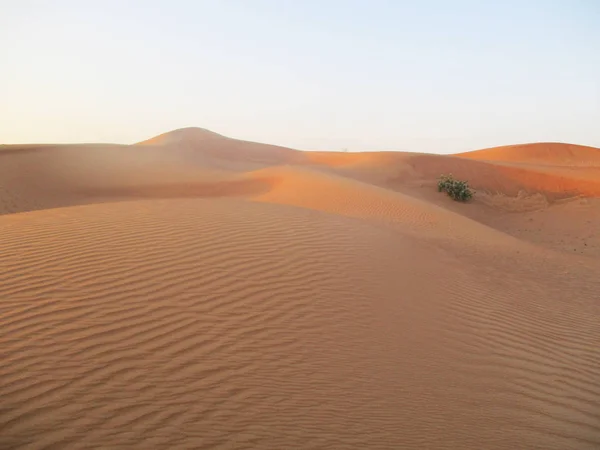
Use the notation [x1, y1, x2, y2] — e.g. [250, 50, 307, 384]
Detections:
[1, 128, 599, 449]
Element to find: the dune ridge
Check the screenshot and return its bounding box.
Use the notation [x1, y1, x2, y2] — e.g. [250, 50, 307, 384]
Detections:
[1, 128, 599, 449]
[456, 142, 600, 166]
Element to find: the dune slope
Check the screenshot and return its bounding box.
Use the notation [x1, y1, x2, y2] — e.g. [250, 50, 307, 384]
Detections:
[306, 148, 600, 198]
[1, 199, 599, 449]
[1, 131, 599, 449]
[456, 142, 600, 166]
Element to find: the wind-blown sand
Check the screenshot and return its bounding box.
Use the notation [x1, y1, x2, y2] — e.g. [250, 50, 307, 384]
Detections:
[1, 128, 599, 449]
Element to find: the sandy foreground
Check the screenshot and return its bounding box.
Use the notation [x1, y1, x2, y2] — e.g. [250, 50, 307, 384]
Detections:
[1, 128, 599, 449]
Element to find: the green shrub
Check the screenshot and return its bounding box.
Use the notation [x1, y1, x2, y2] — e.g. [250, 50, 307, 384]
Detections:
[437, 174, 473, 202]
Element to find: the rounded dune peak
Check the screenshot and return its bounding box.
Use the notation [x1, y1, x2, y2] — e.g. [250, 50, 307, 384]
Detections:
[137, 127, 227, 145]
[456, 142, 600, 166]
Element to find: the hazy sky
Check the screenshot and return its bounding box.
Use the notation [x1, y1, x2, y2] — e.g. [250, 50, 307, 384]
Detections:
[1, 0, 599, 153]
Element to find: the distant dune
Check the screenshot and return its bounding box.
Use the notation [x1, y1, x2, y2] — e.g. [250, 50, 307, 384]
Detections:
[1, 128, 599, 449]
[457, 142, 600, 166]
[136, 126, 228, 145]
[137, 127, 304, 166]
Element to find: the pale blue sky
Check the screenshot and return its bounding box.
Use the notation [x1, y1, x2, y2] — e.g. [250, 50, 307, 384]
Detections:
[1, 0, 598, 153]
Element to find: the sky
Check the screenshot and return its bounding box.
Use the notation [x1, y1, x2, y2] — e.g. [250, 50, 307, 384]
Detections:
[1, 0, 599, 153]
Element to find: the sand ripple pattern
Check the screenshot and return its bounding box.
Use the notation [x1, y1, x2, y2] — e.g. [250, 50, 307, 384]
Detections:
[1, 199, 599, 449]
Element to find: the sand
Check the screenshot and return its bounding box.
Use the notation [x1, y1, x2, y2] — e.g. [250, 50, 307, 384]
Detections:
[1, 128, 599, 449]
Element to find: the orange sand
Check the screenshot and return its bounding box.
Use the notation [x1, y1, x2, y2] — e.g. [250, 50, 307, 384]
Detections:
[1, 128, 599, 449]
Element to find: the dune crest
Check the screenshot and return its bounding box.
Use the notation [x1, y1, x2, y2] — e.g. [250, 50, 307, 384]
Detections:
[456, 142, 600, 166]
[136, 127, 227, 145]
[1, 128, 599, 449]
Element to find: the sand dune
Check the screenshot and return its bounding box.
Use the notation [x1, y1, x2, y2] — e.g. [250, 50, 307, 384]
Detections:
[457, 142, 600, 166]
[306, 150, 600, 198]
[1, 129, 599, 449]
[136, 126, 229, 144]
[137, 127, 305, 167]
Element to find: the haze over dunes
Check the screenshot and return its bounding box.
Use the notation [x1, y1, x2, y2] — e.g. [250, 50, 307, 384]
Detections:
[1, 128, 599, 449]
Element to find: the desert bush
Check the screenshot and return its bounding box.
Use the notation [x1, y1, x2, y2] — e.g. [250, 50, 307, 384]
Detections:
[437, 174, 473, 202]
